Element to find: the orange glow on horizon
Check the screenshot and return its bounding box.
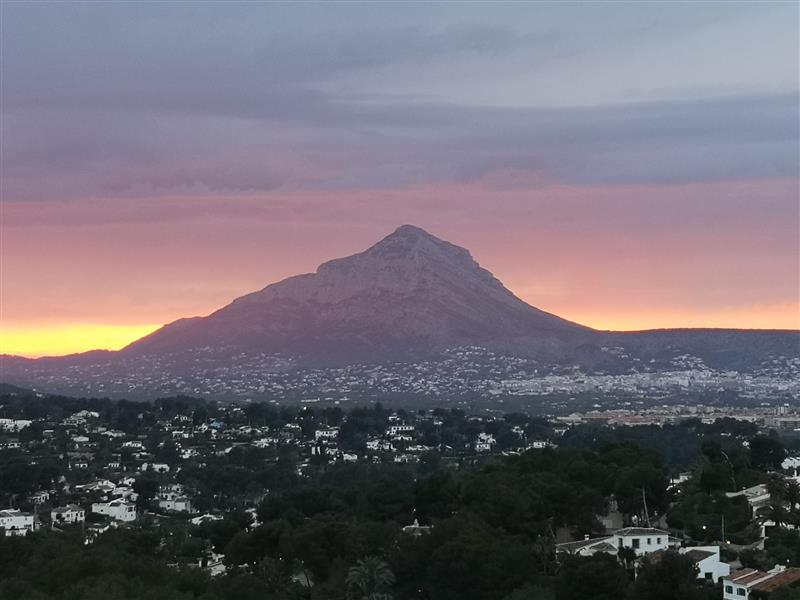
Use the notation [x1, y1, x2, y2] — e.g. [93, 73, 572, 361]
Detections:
[3, 178, 797, 358]
[549, 304, 800, 332]
[1, 324, 161, 358]
[2, 304, 797, 359]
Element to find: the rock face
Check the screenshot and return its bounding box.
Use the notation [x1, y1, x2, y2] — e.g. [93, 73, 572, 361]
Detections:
[123, 225, 592, 365]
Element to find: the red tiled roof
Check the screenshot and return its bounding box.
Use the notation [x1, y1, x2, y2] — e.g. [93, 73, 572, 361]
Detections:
[729, 569, 768, 585]
[751, 569, 800, 593]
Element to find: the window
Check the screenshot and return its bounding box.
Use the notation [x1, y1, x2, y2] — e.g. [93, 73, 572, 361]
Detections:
[647, 538, 652, 544]
[632, 538, 640, 549]
[657, 537, 662, 544]
[737, 589, 746, 596]
[705, 572, 712, 580]
[725, 585, 733, 594]
[618, 537, 623, 547]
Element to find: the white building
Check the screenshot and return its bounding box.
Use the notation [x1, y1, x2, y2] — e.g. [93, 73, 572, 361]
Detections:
[62, 411, 99, 427]
[314, 427, 339, 441]
[387, 425, 415, 436]
[366, 438, 392, 451]
[159, 496, 193, 513]
[725, 484, 771, 510]
[200, 552, 226, 577]
[0, 510, 36, 536]
[527, 440, 550, 450]
[158, 485, 194, 514]
[51, 504, 85, 526]
[141, 462, 170, 473]
[253, 437, 279, 448]
[556, 527, 675, 558]
[723, 566, 800, 600]
[0, 418, 32, 432]
[613, 527, 673, 556]
[29, 491, 51, 505]
[402, 519, 432, 537]
[558, 535, 619, 557]
[783, 455, 800, 474]
[680, 546, 730, 582]
[91, 499, 137, 522]
[474, 432, 497, 452]
[191, 513, 223, 526]
[475, 441, 493, 452]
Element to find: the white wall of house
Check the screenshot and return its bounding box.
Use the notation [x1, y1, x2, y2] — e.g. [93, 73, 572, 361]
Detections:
[0, 510, 35, 536]
[615, 531, 668, 556]
[683, 546, 730, 583]
[51, 505, 85, 525]
[91, 500, 137, 522]
[723, 581, 748, 600]
[159, 498, 193, 513]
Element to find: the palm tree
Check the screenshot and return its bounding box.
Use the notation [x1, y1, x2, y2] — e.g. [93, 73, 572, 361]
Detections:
[785, 480, 800, 513]
[346, 556, 395, 600]
[767, 503, 789, 529]
[766, 476, 788, 503]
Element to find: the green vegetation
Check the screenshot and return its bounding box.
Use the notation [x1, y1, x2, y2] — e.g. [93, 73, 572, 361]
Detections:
[1, 390, 798, 600]
[0, 441, 671, 600]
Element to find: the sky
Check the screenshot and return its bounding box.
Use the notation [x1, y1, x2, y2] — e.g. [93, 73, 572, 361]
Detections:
[1, 1, 799, 357]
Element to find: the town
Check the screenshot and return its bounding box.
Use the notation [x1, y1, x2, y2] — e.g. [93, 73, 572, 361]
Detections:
[7, 347, 800, 409]
[0, 385, 799, 599]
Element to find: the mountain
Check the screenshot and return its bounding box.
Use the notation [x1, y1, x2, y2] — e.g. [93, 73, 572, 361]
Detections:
[122, 224, 593, 365]
[2, 225, 798, 400]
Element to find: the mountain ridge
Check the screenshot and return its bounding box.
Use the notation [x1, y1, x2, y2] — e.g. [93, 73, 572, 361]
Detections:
[1, 225, 798, 399]
[120, 224, 593, 364]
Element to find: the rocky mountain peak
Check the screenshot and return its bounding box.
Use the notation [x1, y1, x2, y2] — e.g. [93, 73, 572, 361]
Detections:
[121, 224, 590, 362]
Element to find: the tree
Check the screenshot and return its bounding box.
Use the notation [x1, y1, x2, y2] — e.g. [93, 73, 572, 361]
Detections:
[346, 556, 395, 600]
[425, 514, 536, 600]
[132, 476, 159, 510]
[618, 546, 636, 570]
[632, 551, 714, 600]
[786, 480, 800, 514]
[767, 476, 789, 503]
[766, 503, 789, 529]
[769, 586, 800, 600]
[503, 583, 555, 600]
[555, 554, 629, 600]
[750, 436, 786, 471]
[764, 528, 800, 567]
[255, 556, 292, 594]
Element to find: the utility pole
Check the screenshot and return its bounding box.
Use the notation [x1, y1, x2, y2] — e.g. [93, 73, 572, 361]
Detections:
[721, 513, 725, 544]
[642, 488, 651, 527]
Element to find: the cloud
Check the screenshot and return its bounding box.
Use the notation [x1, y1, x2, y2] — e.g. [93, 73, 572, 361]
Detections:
[1, 2, 797, 200]
[2, 91, 797, 200]
[2, 2, 797, 345]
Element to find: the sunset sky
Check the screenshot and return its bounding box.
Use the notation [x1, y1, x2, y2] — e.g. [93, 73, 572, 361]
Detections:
[2, 2, 799, 357]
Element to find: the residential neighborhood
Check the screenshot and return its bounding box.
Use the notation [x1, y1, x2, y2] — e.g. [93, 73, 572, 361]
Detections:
[0, 388, 799, 598]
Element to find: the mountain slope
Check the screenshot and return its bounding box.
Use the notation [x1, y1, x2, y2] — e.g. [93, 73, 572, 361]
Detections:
[123, 225, 592, 364]
[2, 225, 798, 401]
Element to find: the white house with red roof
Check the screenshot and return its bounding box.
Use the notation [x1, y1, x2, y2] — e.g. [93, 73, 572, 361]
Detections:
[723, 566, 800, 599]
